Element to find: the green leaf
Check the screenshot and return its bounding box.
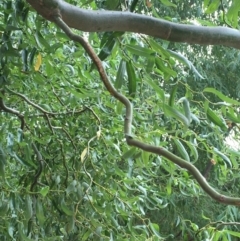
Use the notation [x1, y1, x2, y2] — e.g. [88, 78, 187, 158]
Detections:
[155, 58, 177, 78]
[160, 0, 177, 7]
[226, 107, 240, 123]
[61, 199, 74, 216]
[173, 139, 190, 162]
[149, 222, 162, 238]
[146, 56, 155, 73]
[126, 61, 137, 98]
[98, 34, 116, 61]
[145, 75, 165, 101]
[0, 145, 6, 178]
[206, 108, 227, 131]
[115, 59, 126, 89]
[126, 44, 155, 57]
[39, 186, 50, 197]
[36, 198, 45, 225]
[168, 84, 178, 107]
[163, 104, 190, 127]
[24, 195, 33, 221]
[204, 87, 240, 105]
[178, 97, 191, 123]
[122, 147, 137, 159]
[167, 50, 204, 79]
[205, 0, 220, 14]
[0, 201, 9, 216]
[225, 230, 240, 238]
[34, 31, 50, 49]
[213, 147, 232, 167]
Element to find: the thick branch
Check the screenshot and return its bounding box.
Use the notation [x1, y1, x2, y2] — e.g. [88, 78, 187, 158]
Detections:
[53, 16, 240, 206]
[26, 0, 240, 49]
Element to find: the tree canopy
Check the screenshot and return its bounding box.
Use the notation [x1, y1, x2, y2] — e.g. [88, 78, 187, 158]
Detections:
[1, 0, 240, 240]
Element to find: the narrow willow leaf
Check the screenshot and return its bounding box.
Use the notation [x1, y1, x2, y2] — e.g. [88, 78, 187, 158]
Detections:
[160, 0, 177, 7]
[18, 223, 33, 241]
[61, 199, 74, 216]
[226, 108, 240, 123]
[145, 76, 165, 101]
[149, 39, 171, 57]
[173, 139, 190, 162]
[191, 113, 200, 125]
[205, 0, 220, 14]
[126, 44, 155, 57]
[34, 31, 50, 49]
[141, 151, 150, 166]
[98, 35, 115, 60]
[81, 147, 88, 162]
[149, 222, 162, 238]
[115, 59, 126, 89]
[36, 198, 45, 226]
[164, 104, 190, 127]
[126, 61, 137, 98]
[24, 195, 33, 221]
[166, 179, 172, 195]
[213, 148, 232, 167]
[122, 147, 136, 159]
[167, 50, 204, 79]
[224, 230, 240, 238]
[39, 186, 49, 197]
[0, 201, 9, 216]
[0, 145, 6, 178]
[207, 108, 227, 131]
[178, 97, 191, 123]
[186, 141, 198, 163]
[66, 215, 75, 233]
[204, 87, 240, 105]
[168, 84, 178, 107]
[34, 53, 42, 71]
[155, 58, 177, 78]
[146, 56, 155, 73]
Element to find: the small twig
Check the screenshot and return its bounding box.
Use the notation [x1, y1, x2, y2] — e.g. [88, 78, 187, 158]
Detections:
[0, 97, 25, 130]
[6, 87, 55, 115]
[59, 141, 68, 187]
[30, 143, 44, 192]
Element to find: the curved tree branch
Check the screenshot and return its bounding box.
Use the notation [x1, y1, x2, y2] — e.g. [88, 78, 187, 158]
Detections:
[51, 15, 240, 205]
[26, 0, 240, 49]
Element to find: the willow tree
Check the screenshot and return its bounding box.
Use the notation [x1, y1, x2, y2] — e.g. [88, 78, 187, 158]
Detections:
[1, 0, 240, 240]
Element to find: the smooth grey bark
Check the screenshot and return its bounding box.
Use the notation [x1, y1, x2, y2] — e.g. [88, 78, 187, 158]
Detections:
[27, 0, 240, 49]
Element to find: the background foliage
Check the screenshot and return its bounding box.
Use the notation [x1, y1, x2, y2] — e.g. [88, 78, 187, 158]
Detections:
[1, 0, 240, 240]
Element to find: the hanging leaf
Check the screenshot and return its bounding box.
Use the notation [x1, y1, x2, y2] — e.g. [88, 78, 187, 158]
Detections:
[163, 104, 190, 127]
[0, 145, 6, 178]
[126, 44, 155, 58]
[81, 147, 88, 162]
[160, 0, 177, 7]
[203, 87, 240, 105]
[213, 148, 232, 167]
[126, 61, 137, 98]
[36, 198, 45, 226]
[24, 195, 33, 221]
[205, 0, 220, 14]
[206, 108, 227, 131]
[34, 53, 42, 71]
[39, 186, 50, 197]
[173, 139, 190, 162]
[168, 84, 178, 107]
[115, 59, 126, 89]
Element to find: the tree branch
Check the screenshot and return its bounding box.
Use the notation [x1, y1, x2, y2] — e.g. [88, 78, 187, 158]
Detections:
[26, 0, 240, 49]
[52, 15, 240, 205]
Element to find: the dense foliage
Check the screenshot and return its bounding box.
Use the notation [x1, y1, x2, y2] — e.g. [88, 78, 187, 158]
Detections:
[1, 0, 240, 240]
